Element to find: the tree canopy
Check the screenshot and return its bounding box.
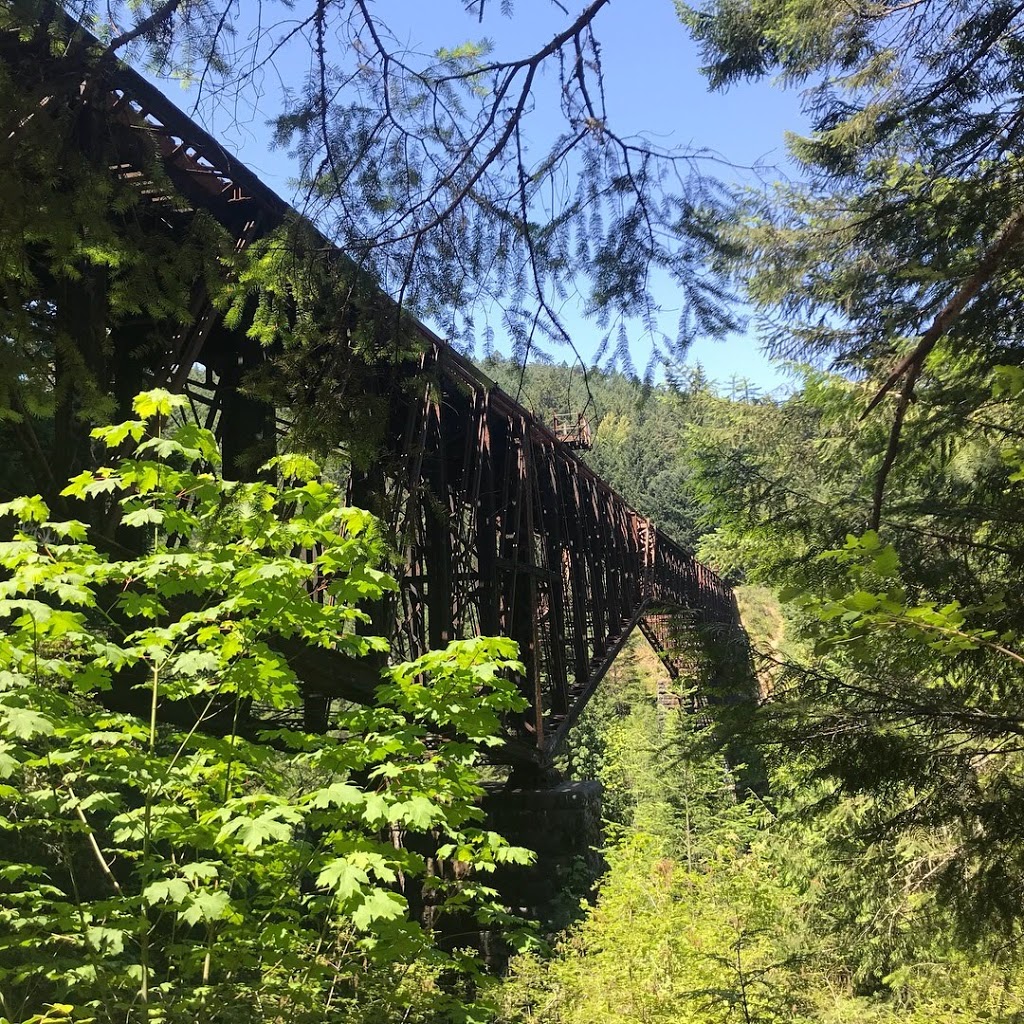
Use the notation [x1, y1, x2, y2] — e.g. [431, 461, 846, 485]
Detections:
[673, 0, 1024, 945]
[12, 1, 738, 366]
[682, 0, 1024, 524]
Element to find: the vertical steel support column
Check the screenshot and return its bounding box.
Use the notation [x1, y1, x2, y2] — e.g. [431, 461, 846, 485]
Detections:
[517, 416, 544, 747]
[218, 339, 276, 480]
[476, 393, 501, 637]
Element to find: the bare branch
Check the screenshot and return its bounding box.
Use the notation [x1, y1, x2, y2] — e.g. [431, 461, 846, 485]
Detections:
[101, 0, 185, 58]
[862, 202, 1024, 421]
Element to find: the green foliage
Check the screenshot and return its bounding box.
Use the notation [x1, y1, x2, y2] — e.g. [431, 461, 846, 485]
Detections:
[10, 0, 738, 368]
[508, 640, 810, 1024]
[0, 392, 531, 1023]
[0, 44, 230, 498]
[217, 223, 432, 466]
[734, 585, 786, 659]
[501, 636, 1024, 1023]
[562, 636, 731, 856]
[684, 360, 1024, 941]
[502, 829, 815, 1024]
[677, 0, 1024, 590]
[790, 530, 1012, 660]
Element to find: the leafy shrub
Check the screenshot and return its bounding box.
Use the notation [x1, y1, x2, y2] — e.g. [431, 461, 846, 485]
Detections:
[0, 391, 531, 1024]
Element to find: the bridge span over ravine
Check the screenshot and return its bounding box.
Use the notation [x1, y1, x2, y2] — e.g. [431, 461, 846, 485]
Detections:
[1, 21, 753, 770]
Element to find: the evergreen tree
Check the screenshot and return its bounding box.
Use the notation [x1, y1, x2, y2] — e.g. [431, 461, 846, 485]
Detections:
[681, 0, 1024, 526]
[674, 0, 1024, 942]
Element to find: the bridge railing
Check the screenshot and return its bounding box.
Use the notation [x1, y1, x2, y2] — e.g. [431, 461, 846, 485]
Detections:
[646, 532, 737, 625]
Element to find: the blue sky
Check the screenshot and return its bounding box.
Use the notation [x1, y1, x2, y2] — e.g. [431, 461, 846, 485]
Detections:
[168, 1, 808, 393]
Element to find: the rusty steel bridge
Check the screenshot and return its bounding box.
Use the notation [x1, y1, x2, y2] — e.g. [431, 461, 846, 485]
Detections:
[1, 20, 749, 768]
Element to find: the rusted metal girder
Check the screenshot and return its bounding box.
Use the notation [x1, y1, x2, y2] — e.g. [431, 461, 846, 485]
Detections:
[2, 21, 746, 765]
[379, 342, 743, 761]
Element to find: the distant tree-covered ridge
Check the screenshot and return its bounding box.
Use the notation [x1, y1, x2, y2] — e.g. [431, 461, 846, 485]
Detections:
[477, 355, 787, 554]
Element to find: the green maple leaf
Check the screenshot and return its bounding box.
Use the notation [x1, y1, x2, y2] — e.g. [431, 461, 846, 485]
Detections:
[172, 650, 221, 676]
[308, 782, 366, 810]
[143, 878, 190, 906]
[392, 795, 440, 830]
[83, 476, 120, 497]
[181, 890, 234, 925]
[181, 861, 220, 882]
[60, 470, 97, 499]
[122, 506, 164, 528]
[217, 810, 294, 850]
[133, 389, 187, 419]
[51, 581, 92, 605]
[43, 520, 89, 541]
[91, 420, 146, 447]
[350, 888, 405, 930]
[0, 744, 20, 778]
[317, 858, 369, 899]
[0, 705, 55, 740]
[362, 792, 389, 825]
[85, 925, 128, 955]
[0, 495, 49, 523]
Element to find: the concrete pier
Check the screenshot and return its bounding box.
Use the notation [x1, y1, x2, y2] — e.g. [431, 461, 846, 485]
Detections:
[482, 779, 604, 931]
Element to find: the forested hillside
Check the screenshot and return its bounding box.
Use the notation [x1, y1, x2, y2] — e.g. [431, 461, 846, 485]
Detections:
[499, 633, 1024, 1024]
[482, 3, 1024, 1009]
[479, 355, 783, 553]
[484, 352, 1024, 1021]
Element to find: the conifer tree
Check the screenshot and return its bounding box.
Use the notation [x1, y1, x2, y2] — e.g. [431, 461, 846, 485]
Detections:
[677, 0, 1024, 942]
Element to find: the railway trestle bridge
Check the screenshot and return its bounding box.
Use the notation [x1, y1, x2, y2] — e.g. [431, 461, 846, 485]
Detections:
[1, 19, 755, 773]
